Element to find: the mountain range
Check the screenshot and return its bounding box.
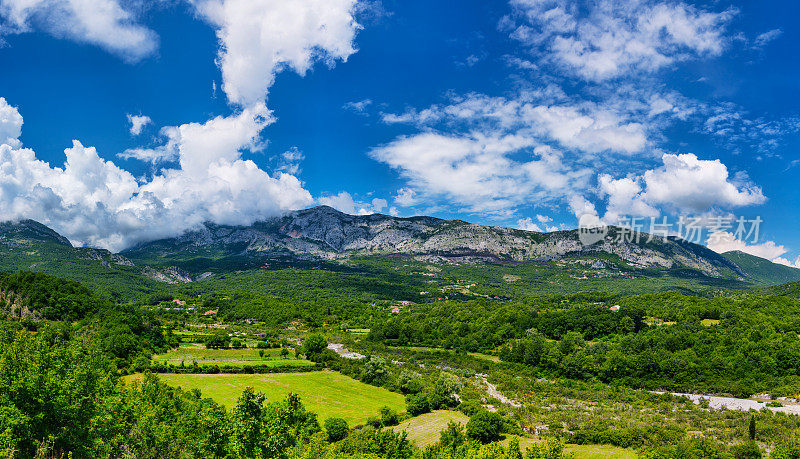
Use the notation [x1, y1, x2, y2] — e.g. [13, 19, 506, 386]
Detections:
[2, 206, 799, 295]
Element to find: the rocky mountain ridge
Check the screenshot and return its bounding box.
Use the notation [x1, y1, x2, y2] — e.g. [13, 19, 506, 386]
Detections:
[121, 206, 744, 279]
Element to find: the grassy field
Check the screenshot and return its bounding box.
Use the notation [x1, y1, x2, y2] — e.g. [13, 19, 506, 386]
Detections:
[390, 410, 469, 447]
[130, 371, 405, 425]
[152, 344, 315, 367]
[391, 411, 638, 458]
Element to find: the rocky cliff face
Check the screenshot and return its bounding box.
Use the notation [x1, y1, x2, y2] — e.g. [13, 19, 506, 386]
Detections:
[122, 206, 742, 279]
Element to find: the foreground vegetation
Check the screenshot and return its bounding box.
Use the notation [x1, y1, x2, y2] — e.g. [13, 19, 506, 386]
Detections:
[7, 267, 800, 457]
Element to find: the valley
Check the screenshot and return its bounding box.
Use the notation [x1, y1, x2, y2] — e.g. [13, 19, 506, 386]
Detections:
[3, 209, 800, 457]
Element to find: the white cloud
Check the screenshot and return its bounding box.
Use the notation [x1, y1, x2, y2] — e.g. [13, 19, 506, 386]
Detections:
[506, 0, 735, 81]
[192, 0, 361, 107]
[568, 195, 597, 218]
[381, 94, 648, 156]
[0, 0, 158, 61]
[516, 217, 542, 232]
[706, 231, 789, 262]
[276, 147, 304, 175]
[642, 153, 765, 212]
[0, 99, 313, 251]
[774, 256, 800, 270]
[596, 153, 765, 221]
[0, 97, 23, 148]
[536, 214, 552, 223]
[121, 104, 272, 166]
[599, 174, 659, 222]
[343, 99, 372, 114]
[318, 191, 387, 215]
[371, 132, 590, 216]
[127, 114, 151, 136]
[753, 28, 782, 48]
[394, 187, 418, 207]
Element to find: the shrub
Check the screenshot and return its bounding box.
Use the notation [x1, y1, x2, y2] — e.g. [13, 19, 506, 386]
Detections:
[731, 442, 762, 459]
[466, 410, 503, 443]
[324, 418, 349, 442]
[379, 406, 399, 427]
[405, 393, 431, 416]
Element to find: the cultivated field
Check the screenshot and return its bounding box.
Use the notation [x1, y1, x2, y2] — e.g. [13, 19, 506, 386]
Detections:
[139, 371, 405, 424]
[390, 410, 469, 447]
[152, 344, 315, 367]
[391, 411, 638, 458]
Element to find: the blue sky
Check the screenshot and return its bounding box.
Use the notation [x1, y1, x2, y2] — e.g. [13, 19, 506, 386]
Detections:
[0, 0, 798, 265]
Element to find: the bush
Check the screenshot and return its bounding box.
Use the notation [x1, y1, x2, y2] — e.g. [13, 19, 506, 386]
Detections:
[406, 393, 431, 416]
[362, 356, 388, 384]
[379, 406, 399, 427]
[466, 410, 503, 443]
[772, 440, 800, 459]
[731, 442, 762, 459]
[324, 417, 349, 442]
[398, 370, 424, 394]
[439, 421, 466, 450]
[457, 400, 482, 416]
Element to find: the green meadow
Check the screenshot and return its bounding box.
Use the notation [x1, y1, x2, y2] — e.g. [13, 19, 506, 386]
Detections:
[132, 371, 405, 425]
[152, 344, 315, 367]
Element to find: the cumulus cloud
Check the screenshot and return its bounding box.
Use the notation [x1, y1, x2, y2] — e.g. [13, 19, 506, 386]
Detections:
[505, 0, 735, 81]
[516, 217, 542, 232]
[192, 0, 361, 107]
[0, 1, 368, 249]
[774, 256, 800, 270]
[517, 216, 559, 232]
[318, 191, 388, 215]
[127, 114, 151, 136]
[596, 153, 765, 221]
[1, 100, 313, 251]
[707, 231, 799, 269]
[642, 153, 765, 211]
[0, 0, 158, 61]
[0, 97, 23, 148]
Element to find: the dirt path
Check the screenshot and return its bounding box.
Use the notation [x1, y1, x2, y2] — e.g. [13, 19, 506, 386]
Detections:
[477, 374, 521, 407]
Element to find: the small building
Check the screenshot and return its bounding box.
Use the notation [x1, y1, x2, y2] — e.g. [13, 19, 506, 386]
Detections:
[172, 299, 187, 306]
[391, 307, 401, 314]
[610, 305, 620, 312]
[204, 310, 217, 316]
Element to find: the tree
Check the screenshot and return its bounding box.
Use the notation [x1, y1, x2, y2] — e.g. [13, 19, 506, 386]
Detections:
[732, 441, 763, 459]
[405, 393, 430, 416]
[466, 410, 504, 443]
[205, 330, 230, 349]
[301, 334, 327, 360]
[324, 418, 349, 442]
[398, 370, 424, 394]
[749, 416, 756, 441]
[280, 347, 289, 359]
[439, 421, 466, 450]
[362, 356, 388, 383]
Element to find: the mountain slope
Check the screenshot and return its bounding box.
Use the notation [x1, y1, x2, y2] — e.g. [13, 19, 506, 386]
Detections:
[722, 250, 800, 286]
[0, 221, 161, 299]
[123, 206, 743, 280]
